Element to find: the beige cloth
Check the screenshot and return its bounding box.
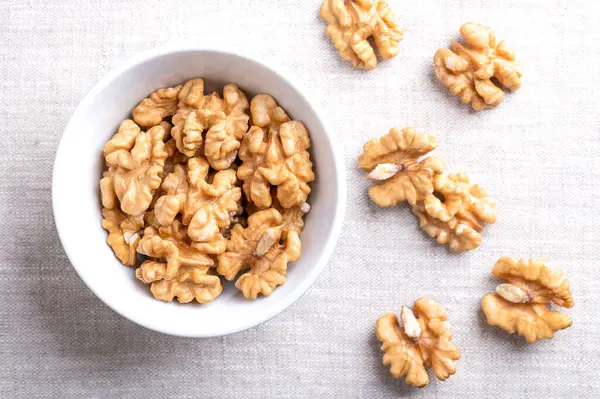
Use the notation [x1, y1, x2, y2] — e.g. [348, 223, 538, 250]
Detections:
[1, 0, 599, 397]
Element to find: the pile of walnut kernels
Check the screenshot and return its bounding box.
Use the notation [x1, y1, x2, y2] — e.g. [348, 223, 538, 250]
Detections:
[100, 78, 314, 302]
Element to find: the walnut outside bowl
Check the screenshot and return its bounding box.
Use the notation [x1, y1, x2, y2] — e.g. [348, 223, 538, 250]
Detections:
[52, 47, 347, 337]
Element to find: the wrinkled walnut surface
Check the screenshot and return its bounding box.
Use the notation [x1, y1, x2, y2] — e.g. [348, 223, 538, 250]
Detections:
[359, 127, 442, 207]
[204, 84, 250, 170]
[185, 156, 242, 254]
[171, 79, 225, 157]
[359, 127, 496, 251]
[153, 164, 189, 227]
[238, 95, 315, 209]
[136, 260, 222, 304]
[217, 209, 301, 299]
[320, 0, 404, 70]
[482, 257, 574, 343]
[102, 120, 169, 216]
[132, 85, 181, 127]
[100, 80, 313, 304]
[376, 297, 460, 387]
[246, 195, 307, 237]
[136, 221, 214, 279]
[434, 22, 522, 110]
[101, 208, 144, 266]
[414, 173, 496, 252]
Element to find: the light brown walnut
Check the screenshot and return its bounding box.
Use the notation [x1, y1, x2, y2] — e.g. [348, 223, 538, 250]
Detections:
[136, 260, 222, 304]
[320, 0, 404, 70]
[434, 22, 523, 111]
[171, 79, 225, 157]
[360, 128, 496, 251]
[100, 167, 117, 209]
[101, 120, 141, 210]
[376, 297, 460, 388]
[104, 120, 169, 216]
[482, 257, 574, 343]
[413, 173, 496, 252]
[153, 164, 189, 227]
[358, 127, 443, 207]
[132, 84, 182, 127]
[238, 95, 315, 209]
[136, 221, 214, 280]
[204, 84, 250, 170]
[101, 207, 144, 265]
[245, 195, 308, 237]
[103, 119, 141, 158]
[185, 156, 242, 254]
[217, 208, 301, 299]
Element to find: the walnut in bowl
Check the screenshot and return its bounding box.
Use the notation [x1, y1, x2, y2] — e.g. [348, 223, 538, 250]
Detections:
[53, 47, 346, 337]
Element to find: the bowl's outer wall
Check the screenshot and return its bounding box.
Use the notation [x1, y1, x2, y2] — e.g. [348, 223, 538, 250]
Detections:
[53, 49, 346, 337]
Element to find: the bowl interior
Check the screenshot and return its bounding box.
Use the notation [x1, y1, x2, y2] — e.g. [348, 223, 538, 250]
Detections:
[53, 49, 345, 337]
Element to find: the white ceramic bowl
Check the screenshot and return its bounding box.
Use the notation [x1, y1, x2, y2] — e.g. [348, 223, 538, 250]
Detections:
[53, 47, 346, 337]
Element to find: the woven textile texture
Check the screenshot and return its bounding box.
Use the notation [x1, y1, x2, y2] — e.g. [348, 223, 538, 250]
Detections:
[1, 0, 599, 397]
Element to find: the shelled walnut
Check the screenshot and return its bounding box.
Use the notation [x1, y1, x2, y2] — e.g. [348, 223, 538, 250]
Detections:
[413, 173, 496, 252]
[102, 120, 169, 216]
[204, 84, 250, 170]
[132, 85, 181, 127]
[136, 221, 214, 279]
[101, 208, 144, 266]
[136, 260, 222, 304]
[376, 297, 460, 387]
[482, 257, 574, 343]
[238, 95, 315, 209]
[186, 156, 242, 254]
[434, 22, 522, 110]
[217, 209, 302, 300]
[358, 127, 442, 207]
[320, 0, 404, 70]
[153, 164, 188, 227]
[359, 127, 496, 251]
[99, 80, 314, 304]
[171, 79, 225, 157]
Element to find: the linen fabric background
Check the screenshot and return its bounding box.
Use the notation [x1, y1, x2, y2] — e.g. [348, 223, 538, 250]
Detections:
[1, 0, 599, 397]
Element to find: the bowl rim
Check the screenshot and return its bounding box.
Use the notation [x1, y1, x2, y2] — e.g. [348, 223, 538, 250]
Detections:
[52, 45, 347, 337]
